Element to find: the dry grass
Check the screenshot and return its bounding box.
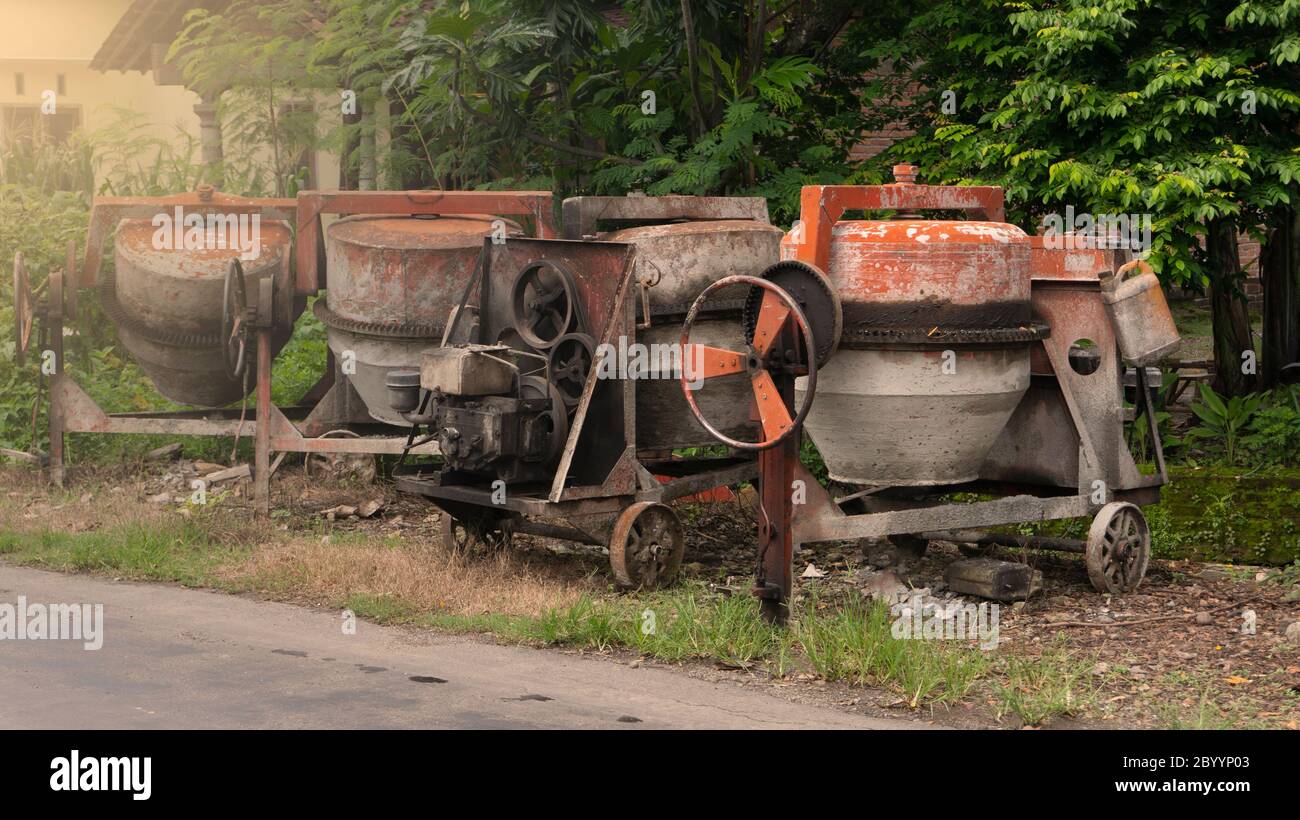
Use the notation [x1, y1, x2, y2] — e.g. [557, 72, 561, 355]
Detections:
[0, 463, 595, 620]
[222, 535, 592, 619]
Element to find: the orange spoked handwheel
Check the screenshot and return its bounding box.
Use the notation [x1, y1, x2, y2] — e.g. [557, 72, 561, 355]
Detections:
[678, 274, 818, 451]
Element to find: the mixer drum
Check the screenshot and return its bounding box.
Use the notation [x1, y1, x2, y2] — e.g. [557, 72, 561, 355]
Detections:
[108, 218, 294, 407]
[600, 220, 782, 449]
[320, 214, 521, 426]
[784, 220, 1035, 486]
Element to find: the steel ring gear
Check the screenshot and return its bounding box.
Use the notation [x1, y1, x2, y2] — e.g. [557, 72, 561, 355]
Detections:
[742, 260, 842, 366]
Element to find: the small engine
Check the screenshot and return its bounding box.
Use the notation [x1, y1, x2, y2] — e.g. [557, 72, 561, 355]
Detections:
[388, 345, 567, 484]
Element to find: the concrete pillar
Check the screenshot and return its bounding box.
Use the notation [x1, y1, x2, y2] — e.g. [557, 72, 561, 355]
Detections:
[193, 93, 224, 185]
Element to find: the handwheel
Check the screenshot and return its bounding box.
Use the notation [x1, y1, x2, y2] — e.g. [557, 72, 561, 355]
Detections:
[1085, 502, 1151, 593]
[547, 332, 596, 408]
[510, 260, 577, 349]
[679, 274, 819, 451]
[222, 258, 249, 380]
[608, 501, 685, 589]
[12, 252, 34, 367]
[743, 260, 842, 367]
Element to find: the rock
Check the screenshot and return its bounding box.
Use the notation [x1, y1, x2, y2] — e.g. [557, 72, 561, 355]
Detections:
[358, 499, 385, 519]
[1285, 622, 1300, 642]
[1197, 567, 1230, 582]
[1090, 662, 1110, 677]
[1194, 611, 1214, 625]
[801, 563, 826, 579]
[145, 443, 182, 461]
[321, 505, 357, 519]
[1284, 587, 1300, 602]
[147, 492, 172, 504]
[1096, 614, 1115, 624]
[862, 569, 908, 603]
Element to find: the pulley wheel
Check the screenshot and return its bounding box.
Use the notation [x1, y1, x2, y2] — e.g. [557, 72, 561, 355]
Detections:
[743, 260, 842, 367]
[547, 332, 597, 408]
[1085, 502, 1151, 593]
[510, 260, 577, 349]
[222, 258, 249, 380]
[608, 501, 685, 589]
[12, 252, 34, 367]
[519, 374, 569, 464]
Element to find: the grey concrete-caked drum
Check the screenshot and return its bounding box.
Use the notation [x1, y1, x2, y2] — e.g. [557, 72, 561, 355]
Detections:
[599, 219, 783, 449]
[105, 217, 295, 407]
[318, 214, 521, 426]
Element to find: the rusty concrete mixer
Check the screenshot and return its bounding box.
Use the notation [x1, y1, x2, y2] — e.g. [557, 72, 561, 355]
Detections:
[25, 188, 554, 511]
[391, 195, 783, 588]
[677, 166, 1178, 620]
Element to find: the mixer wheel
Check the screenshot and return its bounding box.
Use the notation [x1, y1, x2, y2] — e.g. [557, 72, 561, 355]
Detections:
[1085, 502, 1150, 593]
[440, 512, 513, 554]
[547, 332, 596, 408]
[222, 258, 249, 380]
[12, 252, 35, 367]
[743, 260, 842, 367]
[608, 502, 685, 589]
[510, 260, 578, 349]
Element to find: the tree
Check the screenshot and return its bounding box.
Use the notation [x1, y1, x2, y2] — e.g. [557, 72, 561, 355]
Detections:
[873, 0, 1300, 394]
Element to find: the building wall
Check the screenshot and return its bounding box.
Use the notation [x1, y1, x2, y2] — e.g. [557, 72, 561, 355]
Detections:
[0, 0, 202, 172]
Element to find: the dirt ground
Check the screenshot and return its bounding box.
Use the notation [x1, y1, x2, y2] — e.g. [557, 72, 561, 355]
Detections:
[1, 458, 1297, 729]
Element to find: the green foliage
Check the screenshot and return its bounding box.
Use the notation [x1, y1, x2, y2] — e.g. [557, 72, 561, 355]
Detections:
[1186, 382, 1263, 462]
[1241, 384, 1300, 464]
[873, 0, 1300, 289]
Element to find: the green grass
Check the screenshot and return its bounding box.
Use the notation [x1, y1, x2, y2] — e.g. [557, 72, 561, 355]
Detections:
[0, 516, 237, 585]
[993, 642, 1096, 726]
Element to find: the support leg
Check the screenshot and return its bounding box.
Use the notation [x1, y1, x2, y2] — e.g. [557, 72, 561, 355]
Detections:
[255, 329, 272, 515]
[756, 426, 798, 624]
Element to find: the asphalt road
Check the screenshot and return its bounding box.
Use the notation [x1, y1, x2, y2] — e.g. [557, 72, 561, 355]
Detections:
[0, 564, 923, 729]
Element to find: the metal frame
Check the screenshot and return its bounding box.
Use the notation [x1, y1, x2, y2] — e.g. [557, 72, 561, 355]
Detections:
[394, 236, 758, 549]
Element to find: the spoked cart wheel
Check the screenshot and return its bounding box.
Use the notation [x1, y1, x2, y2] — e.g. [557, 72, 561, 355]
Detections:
[439, 511, 513, 555]
[1086, 501, 1151, 593]
[608, 502, 685, 589]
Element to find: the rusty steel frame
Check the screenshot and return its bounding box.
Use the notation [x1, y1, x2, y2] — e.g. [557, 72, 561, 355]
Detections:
[393, 236, 758, 549]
